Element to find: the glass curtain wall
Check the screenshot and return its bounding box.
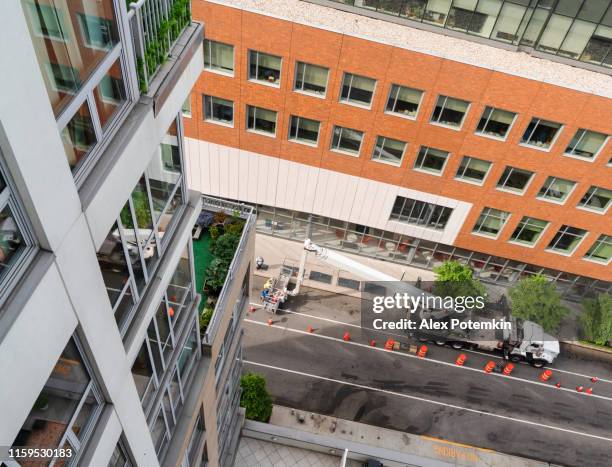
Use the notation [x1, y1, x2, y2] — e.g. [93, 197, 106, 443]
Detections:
[97, 117, 187, 336]
[332, 0, 612, 69]
[22, 0, 134, 181]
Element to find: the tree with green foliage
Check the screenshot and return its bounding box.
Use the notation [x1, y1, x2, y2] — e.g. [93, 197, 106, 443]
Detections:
[199, 305, 214, 334]
[240, 373, 273, 422]
[509, 274, 569, 333]
[433, 260, 487, 299]
[581, 293, 612, 346]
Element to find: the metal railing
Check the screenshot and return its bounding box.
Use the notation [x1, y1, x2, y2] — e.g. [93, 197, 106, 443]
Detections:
[202, 197, 255, 345]
[127, 0, 192, 92]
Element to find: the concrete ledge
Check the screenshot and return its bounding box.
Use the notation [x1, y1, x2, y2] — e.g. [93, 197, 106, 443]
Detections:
[243, 405, 555, 467]
[561, 341, 612, 365]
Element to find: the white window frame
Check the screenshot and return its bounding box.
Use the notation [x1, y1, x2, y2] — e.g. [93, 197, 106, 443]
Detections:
[508, 216, 550, 248]
[546, 225, 588, 256]
[430, 95, 471, 131]
[329, 125, 364, 157]
[495, 166, 535, 195]
[454, 155, 492, 186]
[248, 50, 282, 88]
[246, 105, 277, 137]
[203, 95, 234, 127]
[563, 129, 609, 162]
[472, 207, 511, 239]
[293, 61, 329, 99]
[474, 106, 517, 141]
[577, 185, 612, 214]
[519, 117, 564, 152]
[339, 72, 377, 109]
[413, 146, 450, 176]
[583, 234, 612, 265]
[384, 83, 424, 120]
[203, 39, 235, 77]
[371, 136, 407, 166]
[536, 176, 577, 205]
[288, 115, 321, 147]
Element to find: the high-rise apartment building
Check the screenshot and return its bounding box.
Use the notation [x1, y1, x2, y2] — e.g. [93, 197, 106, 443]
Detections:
[185, 0, 611, 301]
[0, 1, 253, 467]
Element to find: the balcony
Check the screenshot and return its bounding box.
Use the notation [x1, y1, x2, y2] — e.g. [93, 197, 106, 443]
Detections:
[192, 197, 255, 345]
[127, 0, 193, 93]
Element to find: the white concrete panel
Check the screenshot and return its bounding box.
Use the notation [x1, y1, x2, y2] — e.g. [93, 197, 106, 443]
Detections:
[209, 145, 221, 197]
[238, 149, 250, 202]
[275, 159, 290, 209]
[83, 410, 122, 467]
[186, 142, 472, 244]
[0, 264, 77, 443]
[218, 145, 230, 199]
[228, 147, 240, 200]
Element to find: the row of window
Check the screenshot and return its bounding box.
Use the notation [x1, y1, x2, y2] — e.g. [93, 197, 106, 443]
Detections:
[388, 195, 610, 263]
[202, 97, 612, 214]
[204, 40, 611, 161]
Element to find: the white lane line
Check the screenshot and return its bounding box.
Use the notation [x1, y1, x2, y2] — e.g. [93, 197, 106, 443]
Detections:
[250, 302, 612, 384]
[244, 318, 612, 402]
[244, 359, 612, 443]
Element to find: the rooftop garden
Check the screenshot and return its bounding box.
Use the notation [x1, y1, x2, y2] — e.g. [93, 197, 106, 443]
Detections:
[193, 209, 246, 337]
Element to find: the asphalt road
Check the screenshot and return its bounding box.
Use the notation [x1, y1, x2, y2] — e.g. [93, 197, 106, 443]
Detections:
[243, 277, 612, 467]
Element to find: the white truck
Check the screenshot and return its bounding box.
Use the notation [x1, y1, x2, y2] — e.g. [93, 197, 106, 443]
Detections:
[281, 239, 559, 368]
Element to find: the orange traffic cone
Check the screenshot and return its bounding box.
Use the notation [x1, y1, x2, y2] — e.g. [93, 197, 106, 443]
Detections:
[484, 361, 496, 373]
[576, 386, 584, 392]
[343, 332, 351, 341]
[585, 387, 593, 395]
[591, 377, 599, 383]
[307, 325, 314, 333]
[502, 363, 514, 375]
[540, 369, 553, 382]
[555, 382, 561, 388]
[370, 340, 376, 347]
[417, 345, 428, 358]
[384, 339, 394, 350]
[249, 306, 256, 312]
[267, 319, 273, 326]
[455, 354, 467, 366]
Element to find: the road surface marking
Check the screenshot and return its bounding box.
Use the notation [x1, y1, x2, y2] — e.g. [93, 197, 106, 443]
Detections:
[244, 318, 612, 402]
[250, 302, 612, 384]
[244, 359, 612, 443]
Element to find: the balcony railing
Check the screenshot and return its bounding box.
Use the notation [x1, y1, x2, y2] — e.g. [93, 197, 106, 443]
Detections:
[201, 197, 255, 345]
[127, 0, 192, 92]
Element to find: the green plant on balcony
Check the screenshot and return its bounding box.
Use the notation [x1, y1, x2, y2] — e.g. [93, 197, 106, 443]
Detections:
[199, 304, 214, 333]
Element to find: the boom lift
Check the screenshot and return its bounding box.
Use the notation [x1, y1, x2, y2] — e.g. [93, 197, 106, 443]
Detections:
[260, 239, 560, 367]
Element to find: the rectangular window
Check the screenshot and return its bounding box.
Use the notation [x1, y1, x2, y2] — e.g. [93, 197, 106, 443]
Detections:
[520, 118, 563, 149]
[29, 3, 66, 39]
[340, 72, 377, 107]
[60, 101, 97, 170]
[46, 63, 80, 93]
[288, 116, 320, 145]
[330, 126, 364, 156]
[510, 216, 549, 246]
[182, 96, 192, 118]
[537, 176, 576, 203]
[547, 225, 587, 254]
[430, 95, 470, 128]
[496, 166, 534, 194]
[203, 95, 234, 126]
[78, 13, 114, 50]
[564, 129, 608, 159]
[584, 234, 612, 264]
[475, 106, 516, 139]
[246, 105, 277, 135]
[0, 166, 36, 299]
[414, 146, 449, 174]
[204, 40, 234, 75]
[371, 136, 407, 166]
[109, 437, 132, 467]
[93, 59, 126, 130]
[294, 62, 329, 97]
[473, 207, 510, 237]
[385, 84, 423, 118]
[578, 186, 612, 212]
[455, 156, 492, 184]
[11, 337, 103, 462]
[390, 196, 453, 230]
[248, 50, 282, 86]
